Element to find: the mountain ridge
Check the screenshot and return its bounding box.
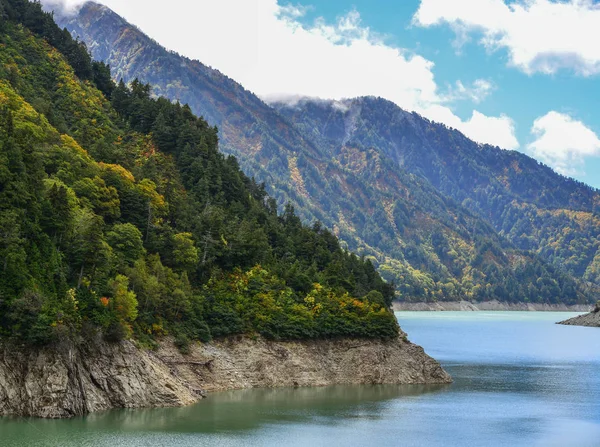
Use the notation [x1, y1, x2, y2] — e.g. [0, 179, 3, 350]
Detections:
[55, 1, 598, 304]
[274, 95, 600, 285]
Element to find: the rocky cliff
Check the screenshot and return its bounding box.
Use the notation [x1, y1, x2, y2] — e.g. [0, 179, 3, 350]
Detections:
[0, 333, 450, 418]
[0, 339, 198, 418]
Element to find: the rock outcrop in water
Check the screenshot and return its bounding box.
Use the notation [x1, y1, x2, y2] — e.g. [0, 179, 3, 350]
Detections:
[558, 303, 600, 327]
[0, 332, 451, 418]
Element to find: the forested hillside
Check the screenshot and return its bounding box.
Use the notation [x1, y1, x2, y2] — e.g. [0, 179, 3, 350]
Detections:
[0, 0, 401, 347]
[54, 1, 596, 305]
[274, 97, 600, 289]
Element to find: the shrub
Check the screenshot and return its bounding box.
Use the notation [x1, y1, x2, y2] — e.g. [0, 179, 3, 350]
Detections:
[174, 333, 191, 355]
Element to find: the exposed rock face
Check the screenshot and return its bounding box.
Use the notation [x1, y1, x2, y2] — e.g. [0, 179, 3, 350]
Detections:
[0, 334, 450, 418]
[394, 300, 593, 312]
[155, 334, 451, 393]
[0, 340, 197, 418]
[558, 305, 600, 327]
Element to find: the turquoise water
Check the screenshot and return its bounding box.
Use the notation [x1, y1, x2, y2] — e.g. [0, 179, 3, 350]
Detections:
[2, 311, 600, 446]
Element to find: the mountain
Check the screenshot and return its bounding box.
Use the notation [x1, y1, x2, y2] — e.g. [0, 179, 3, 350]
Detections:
[0, 0, 401, 346]
[273, 97, 600, 287]
[55, 1, 596, 305]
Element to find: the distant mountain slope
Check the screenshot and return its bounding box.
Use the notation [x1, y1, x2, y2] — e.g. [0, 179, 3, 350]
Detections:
[274, 97, 600, 287]
[55, 2, 595, 304]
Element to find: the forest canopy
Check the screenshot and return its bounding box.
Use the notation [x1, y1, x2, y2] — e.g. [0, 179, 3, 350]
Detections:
[0, 0, 398, 347]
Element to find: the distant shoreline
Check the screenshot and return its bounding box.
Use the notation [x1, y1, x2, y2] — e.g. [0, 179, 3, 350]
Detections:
[393, 300, 592, 312]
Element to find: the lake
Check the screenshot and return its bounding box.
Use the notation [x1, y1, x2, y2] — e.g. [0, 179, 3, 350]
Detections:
[2, 311, 599, 446]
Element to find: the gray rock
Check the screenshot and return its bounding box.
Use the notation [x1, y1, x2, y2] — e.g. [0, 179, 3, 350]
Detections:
[0, 334, 450, 418]
[558, 307, 600, 327]
[0, 340, 196, 418]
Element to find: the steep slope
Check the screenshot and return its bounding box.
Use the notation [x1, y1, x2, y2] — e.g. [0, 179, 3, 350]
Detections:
[55, 2, 594, 305]
[274, 97, 600, 289]
[0, 0, 451, 419]
[1, 0, 401, 346]
[55, 1, 324, 221]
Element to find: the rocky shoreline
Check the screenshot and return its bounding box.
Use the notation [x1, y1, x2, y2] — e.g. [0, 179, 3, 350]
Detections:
[0, 331, 451, 418]
[558, 303, 600, 327]
[393, 300, 592, 312]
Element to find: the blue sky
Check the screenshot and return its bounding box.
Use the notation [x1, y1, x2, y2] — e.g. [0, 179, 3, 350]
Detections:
[297, 0, 600, 188]
[52, 0, 600, 188]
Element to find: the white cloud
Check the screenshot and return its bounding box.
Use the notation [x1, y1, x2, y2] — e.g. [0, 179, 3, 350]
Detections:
[442, 79, 495, 104]
[425, 106, 519, 149]
[278, 3, 313, 19]
[43, 0, 518, 149]
[462, 111, 518, 149]
[528, 111, 600, 175]
[41, 0, 84, 15]
[414, 0, 600, 76]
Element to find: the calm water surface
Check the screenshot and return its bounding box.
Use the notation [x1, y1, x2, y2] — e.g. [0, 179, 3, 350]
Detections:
[2, 311, 600, 446]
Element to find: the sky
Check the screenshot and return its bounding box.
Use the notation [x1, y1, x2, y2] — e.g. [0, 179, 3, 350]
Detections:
[46, 0, 600, 189]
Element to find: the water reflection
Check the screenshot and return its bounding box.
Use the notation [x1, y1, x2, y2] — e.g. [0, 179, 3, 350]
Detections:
[2, 312, 600, 447]
[1, 384, 449, 437]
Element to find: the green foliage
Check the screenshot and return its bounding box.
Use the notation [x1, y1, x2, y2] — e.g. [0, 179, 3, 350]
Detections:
[57, 3, 598, 306]
[174, 333, 191, 355]
[199, 266, 398, 340]
[4, 0, 93, 80]
[171, 233, 199, 273]
[0, 8, 398, 345]
[109, 274, 138, 322]
[4, 290, 55, 345]
[107, 223, 145, 267]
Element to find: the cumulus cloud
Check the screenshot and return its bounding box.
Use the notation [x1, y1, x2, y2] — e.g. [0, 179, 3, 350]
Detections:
[528, 111, 600, 175]
[425, 105, 519, 149]
[461, 111, 518, 149]
[414, 0, 600, 76]
[42, 0, 518, 149]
